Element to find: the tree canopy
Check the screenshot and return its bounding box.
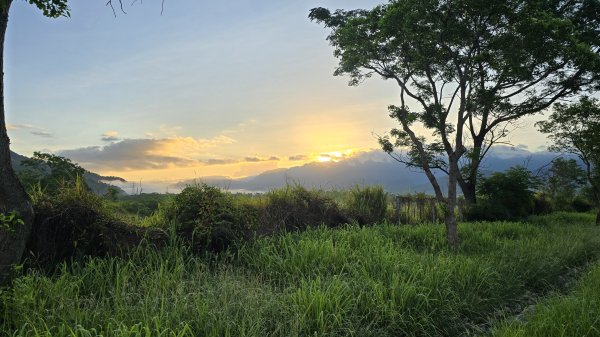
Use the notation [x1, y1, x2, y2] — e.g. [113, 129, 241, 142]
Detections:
[311, 0, 600, 246]
[310, 0, 600, 207]
[537, 97, 600, 223]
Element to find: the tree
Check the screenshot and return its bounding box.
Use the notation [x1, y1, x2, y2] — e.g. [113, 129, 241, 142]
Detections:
[470, 166, 540, 220]
[310, 0, 600, 248]
[18, 152, 88, 193]
[0, 0, 136, 285]
[543, 157, 587, 210]
[537, 97, 600, 224]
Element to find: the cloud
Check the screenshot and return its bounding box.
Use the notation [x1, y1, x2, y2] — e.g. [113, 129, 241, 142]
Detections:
[7, 123, 53, 138]
[244, 156, 279, 163]
[245, 156, 262, 162]
[30, 130, 53, 138]
[101, 131, 120, 142]
[204, 158, 238, 166]
[58, 135, 236, 171]
[289, 154, 308, 161]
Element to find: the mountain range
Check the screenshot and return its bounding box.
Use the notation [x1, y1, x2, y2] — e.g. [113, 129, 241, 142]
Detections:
[11, 146, 568, 195]
[168, 146, 564, 194]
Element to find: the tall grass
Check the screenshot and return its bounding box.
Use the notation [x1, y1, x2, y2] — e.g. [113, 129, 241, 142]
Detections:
[2, 214, 599, 336]
[490, 261, 600, 337]
[343, 185, 388, 225]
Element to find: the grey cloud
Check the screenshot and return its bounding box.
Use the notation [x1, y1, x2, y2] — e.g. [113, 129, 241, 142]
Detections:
[30, 130, 54, 138]
[58, 139, 197, 171]
[204, 158, 238, 166]
[8, 124, 53, 138]
[245, 156, 262, 162]
[289, 154, 308, 161]
[101, 136, 120, 142]
[244, 156, 281, 163]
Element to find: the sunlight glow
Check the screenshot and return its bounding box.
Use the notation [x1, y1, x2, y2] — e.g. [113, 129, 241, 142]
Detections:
[313, 149, 355, 163]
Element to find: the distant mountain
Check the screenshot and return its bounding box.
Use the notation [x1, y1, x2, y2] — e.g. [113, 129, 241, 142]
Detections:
[171, 146, 567, 194]
[10, 151, 126, 196]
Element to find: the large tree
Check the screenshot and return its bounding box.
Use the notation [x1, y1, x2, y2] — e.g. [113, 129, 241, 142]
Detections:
[310, 0, 600, 248]
[0, 0, 133, 285]
[537, 97, 600, 224]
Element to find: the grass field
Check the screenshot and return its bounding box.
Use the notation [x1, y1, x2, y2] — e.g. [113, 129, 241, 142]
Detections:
[490, 260, 600, 337]
[1, 212, 599, 336]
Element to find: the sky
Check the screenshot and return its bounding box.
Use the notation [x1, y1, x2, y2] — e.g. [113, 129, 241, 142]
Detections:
[5, 0, 552, 184]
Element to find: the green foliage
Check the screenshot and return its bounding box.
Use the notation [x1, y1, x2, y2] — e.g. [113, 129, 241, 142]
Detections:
[26, 0, 70, 18]
[2, 214, 600, 336]
[538, 97, 600, 208]
[103, 186, 120, 202]
[110, 192, 172, 217]
[24, 177, 149, 270]
[469, 166, 540, 221]
[344, 185, 388, 225]
[0, 211, 24, 233]
[156, 184, 252, 251]
[571, 196, 593, 213]
[17, 152, 88, 194]
[532, 193, 553, 215]
[264, 185, 347, 232]
[311, 0, 600, 205]
[543, 158, 587, 210]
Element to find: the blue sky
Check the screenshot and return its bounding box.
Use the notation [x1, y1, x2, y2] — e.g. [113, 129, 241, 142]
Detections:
[5, 0, 550, 182]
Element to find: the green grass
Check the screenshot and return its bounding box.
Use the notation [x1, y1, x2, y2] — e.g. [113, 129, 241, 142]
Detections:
[1, 213, 599, 337]
[490, 261, 600, 337]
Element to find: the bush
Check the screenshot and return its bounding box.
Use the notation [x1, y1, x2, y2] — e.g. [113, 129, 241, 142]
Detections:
[468, 166, 540, 221]
[571, 196, 593, 213]
[160, 184, 253, 251]
[263, 185, 348, 233]
[344, 185, 388, 225]
[27, 178, 166, 270]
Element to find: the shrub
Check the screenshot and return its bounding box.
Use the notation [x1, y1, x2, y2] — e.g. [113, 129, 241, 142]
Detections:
[27, 178, 166, 270]
[344, 185, 388, 225]
[571, 196, 593, 213]
[263, 185, 347, 233]
[161, 184, 252, 251]
[469, 166, 540, 221]
[533, 193, 554, 215]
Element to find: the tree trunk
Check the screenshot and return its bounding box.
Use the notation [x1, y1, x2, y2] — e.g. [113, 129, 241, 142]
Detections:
[445, 157, 460, 250]
[459, 179, 476, 206]
[0, 0, 32, 286]
[596, 209, 599, 226]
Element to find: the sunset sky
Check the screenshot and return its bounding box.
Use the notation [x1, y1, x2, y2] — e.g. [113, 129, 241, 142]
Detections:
[5, 0, 551, 184]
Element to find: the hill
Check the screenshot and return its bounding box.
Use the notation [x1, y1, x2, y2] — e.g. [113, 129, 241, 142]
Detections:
[10, 151, 127, 195]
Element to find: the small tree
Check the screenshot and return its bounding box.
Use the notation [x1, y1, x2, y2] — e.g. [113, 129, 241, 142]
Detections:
[543, 157, 587, 210]
[537, 97, 600, 224]
[469, 166, 540, 221]
[310, 0, 600, 248]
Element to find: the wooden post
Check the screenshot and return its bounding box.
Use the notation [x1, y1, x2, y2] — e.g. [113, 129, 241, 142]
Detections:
[395, 195, 401, 225]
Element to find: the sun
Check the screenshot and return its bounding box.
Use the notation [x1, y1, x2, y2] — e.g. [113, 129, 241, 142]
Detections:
[316, 155, 333, 163]
[314, 150, 354, 163]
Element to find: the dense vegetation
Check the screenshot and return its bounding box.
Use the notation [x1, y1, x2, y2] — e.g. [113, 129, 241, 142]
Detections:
[1, 204, 599, 336]
[0, 158, 599, 336]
